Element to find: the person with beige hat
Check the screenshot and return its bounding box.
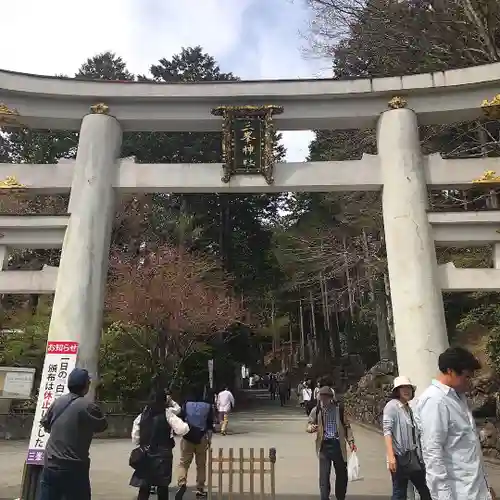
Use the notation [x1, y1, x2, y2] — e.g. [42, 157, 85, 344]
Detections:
[383, 376, 431, 500]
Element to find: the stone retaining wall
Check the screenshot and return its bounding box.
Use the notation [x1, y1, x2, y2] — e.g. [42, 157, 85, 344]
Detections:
[343, 360, 500, 459]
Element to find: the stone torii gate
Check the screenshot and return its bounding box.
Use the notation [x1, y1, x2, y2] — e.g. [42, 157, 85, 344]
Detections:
[1, 63, 500, 399]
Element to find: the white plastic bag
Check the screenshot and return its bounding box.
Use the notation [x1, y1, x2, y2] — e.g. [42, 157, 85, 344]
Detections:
[347, 451, 363, 482]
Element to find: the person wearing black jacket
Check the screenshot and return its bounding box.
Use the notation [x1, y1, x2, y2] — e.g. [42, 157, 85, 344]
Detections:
[130, 389, 189, 500]
[38, 368, 108, 500]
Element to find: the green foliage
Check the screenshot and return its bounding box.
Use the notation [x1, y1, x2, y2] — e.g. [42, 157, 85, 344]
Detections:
[0, 312, 49, 370]
[0, 306, 51, 392]
[456, 300, 500, 372]
[98, 322, 154, 407]
[487, 331, 500, 373]
[77, 52, 134, 81]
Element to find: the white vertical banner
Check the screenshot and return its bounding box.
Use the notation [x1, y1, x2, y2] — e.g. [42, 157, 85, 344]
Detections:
[208, 359, 214, 389]
[26, 341, 79, 465]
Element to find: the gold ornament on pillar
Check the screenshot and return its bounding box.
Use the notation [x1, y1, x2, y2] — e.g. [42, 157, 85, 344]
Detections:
[388, 96, 408, 110]
[0, 103, 21, 127]
[472, 170, 500, 184]
[481, 95, 500, 119]
[0, 175, 26, 194]
[90, 103, 109, 115]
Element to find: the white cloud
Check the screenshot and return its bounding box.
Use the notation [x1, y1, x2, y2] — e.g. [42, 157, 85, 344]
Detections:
[1, 0, 137, 76]
[0, 0, 329, 161]
[126, 0, 256, 72]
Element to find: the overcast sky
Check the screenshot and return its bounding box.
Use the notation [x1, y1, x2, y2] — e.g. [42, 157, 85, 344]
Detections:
[1, 0, 332, 161]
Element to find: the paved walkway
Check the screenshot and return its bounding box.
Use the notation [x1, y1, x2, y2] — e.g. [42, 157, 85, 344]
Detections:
[1, 403, 500, 499]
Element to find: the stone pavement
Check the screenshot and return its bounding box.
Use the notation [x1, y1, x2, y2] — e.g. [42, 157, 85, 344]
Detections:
[1, 403, 500, 499]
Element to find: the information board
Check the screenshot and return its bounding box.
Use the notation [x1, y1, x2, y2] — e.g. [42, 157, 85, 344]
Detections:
[0, 367, 36, 399]
[26, 341, 79, 465]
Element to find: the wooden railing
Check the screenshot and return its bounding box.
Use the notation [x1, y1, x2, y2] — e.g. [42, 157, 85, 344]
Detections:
[207, 447, 276, 499]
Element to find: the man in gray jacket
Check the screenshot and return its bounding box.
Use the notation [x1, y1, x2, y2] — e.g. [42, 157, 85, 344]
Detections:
[38, 368, 108, 500]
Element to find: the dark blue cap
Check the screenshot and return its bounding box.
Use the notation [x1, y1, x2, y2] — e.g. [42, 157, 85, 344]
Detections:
[68, 368, 91, 389]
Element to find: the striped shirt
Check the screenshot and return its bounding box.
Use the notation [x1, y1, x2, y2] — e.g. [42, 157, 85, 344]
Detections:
[323, 405, 338, 440]
[383, 398, 417, 457]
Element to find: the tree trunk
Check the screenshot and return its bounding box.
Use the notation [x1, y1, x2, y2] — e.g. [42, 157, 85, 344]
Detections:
[219, 195, 231, 270]
[309, 290, 318, 358]
[299, 298, 306, 361]
[324, 277, 342, 358]
[342, 236, 355, 316]
[384, 271, 394, 340]
[334, 308, 346, 356]
[375, 276, 394, 361]
[271, 298, 276, 355]
[459, 0, 500, 62]
[319, 274, 333, 358]
[361, 228, 393, 361]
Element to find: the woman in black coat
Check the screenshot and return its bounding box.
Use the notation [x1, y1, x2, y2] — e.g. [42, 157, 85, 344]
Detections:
[130, 390, 189, 500]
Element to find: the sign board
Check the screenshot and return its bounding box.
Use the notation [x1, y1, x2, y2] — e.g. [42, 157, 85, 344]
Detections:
[0, 367, 36, 399]
[208, 359, 214, 389]
[26, 341, 79, 465]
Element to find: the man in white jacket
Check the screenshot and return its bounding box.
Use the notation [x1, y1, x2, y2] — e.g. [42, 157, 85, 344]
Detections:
[216, 386, 235, 436]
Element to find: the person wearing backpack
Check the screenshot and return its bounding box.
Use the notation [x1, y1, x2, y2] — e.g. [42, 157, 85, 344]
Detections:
[38, 368, 108, 500]
[306, 386, 356, 500]
[175, 389, 215, 499]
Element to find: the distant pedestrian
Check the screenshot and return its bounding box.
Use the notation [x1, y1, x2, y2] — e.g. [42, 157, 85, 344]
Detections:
[216, 386, 235, 436]
[269, 374, 277, 401]
[297, 380, 305, 407]
[415, 347, 495, 500]
[278, 377, 288, 407]
[302, 381, 314, 415]
[38, 368, 108, 500]
[314, 380, 321, 400]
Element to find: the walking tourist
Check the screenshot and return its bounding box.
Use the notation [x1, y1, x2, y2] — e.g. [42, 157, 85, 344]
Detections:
[286, 371, 292, 401]
[175, 389, 215, 499]
[216, 385, 235, 436]
[306, 386, 356, 500]
[38, 368, 108, 500]
[302, 380, 314, 415]
[129, 389, 189, 500]
[313, 380, 321, 400]
[269, 373, 277, 401]
[383, 376, 431, 500]
[415, 347, 496, 500]
[297, 379, 305, 407]
[278, 375, 289, 407]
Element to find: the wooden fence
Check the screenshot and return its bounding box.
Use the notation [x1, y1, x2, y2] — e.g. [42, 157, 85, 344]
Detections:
[207, 447, 276, 499]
